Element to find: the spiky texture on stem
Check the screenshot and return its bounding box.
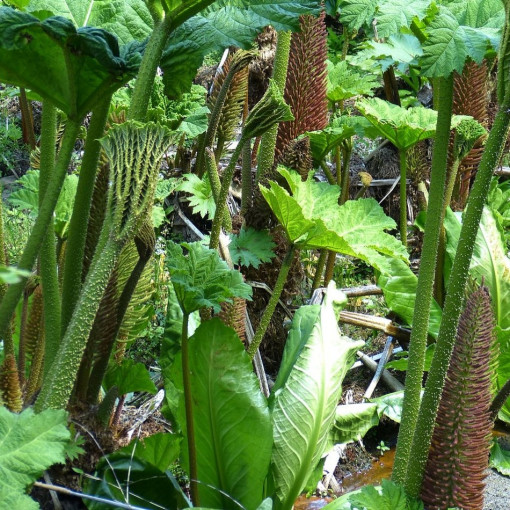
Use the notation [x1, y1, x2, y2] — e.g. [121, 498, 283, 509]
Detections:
[275, 13, 328, 161]
[402, 59, 510, 497]
[0, 119, 81, 341]
[38, 102, 61, 377]
[247, 244, 296, 359]
[0, 354, 22, 412]
[36, 122, 171, 411]
[210, 54, 250, 161]
[392, 74, 454, 485]
[60, 98, 111, 339]
[256, 31, 292, 182]
[421, 286, 495, 510]
[196, 50, 256, 177]
[210, 81, 293, 250]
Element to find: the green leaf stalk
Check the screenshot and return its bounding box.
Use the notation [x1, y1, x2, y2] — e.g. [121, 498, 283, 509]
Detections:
[311, 249, 328, 291]
[392, 74, 454, 485]
[247, 244, 296, 359]
[403, 84, 510, 498]
[205, 148, 232, 231]
[241, 139, 253, 215]
[0, 119, 81, 340]
[210, 80, 293, 250]
[38, 102, 61, 376]
[60, 98, 111, 339]
[399, 148, 408, 246]
[127, 17, 173, 123]
[181, 311, 200, 506]
[35, 122, 171, 411]
[195, 50, 256, 178]
[256, 31, 292, 183]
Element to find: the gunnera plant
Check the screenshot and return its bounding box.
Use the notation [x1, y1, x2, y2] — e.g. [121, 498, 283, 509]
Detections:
[420, 284, 497, 510]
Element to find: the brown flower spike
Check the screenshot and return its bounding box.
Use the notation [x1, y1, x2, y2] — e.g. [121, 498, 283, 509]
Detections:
[421, 285, 497, 510]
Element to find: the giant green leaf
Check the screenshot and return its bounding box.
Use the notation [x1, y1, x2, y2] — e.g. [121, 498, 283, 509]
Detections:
[166, 241, 252, 314]
[260, 167, 408, 264]
[186, 319, 273, 510]
[0, 8, 142, 119]
[25, 0, 153, 44]
[350, 33, 423, 73]
[420, 3, 503, 77]
[374, 0, 430, 39]
[338, 0, 379, 30]
[270, 283, 364, 509]
[117, 432, 182, 472]
[356, 98, 438, 151]
[0, 407, 70, 509]
[375, 254, 442, 338]
[160, 0, 320, 97]
[338, 0, 429, 37]
[306, 115, 379, 165]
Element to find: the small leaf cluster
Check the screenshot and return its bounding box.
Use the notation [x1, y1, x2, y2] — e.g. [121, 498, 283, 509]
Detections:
[166, 241, 252, 314]
[228, 226, 276, 268]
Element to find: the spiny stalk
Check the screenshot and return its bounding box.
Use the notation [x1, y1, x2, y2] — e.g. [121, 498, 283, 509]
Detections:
[36, 122, 171, 411]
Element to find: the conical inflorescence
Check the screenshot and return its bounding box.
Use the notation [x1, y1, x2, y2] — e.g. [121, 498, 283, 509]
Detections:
[421, 285, 497, 510]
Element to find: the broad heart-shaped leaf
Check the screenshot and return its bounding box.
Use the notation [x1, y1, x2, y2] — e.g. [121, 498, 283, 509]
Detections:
[228, 226, 276, 269]
[356, 98, 438, 151]
[103, 358, 157, 395]
[166, 241, 252, 314]
[84, 453, 191, 510]
[0, 407, 69, 509]
[270, 283, 364, 509]
[260, 168, 408, 266]
[420, 3, 504, 77]
[0, 8, 142, 119]
[185, 319, 273, 510]
[117, 432, 182, 472]
[160, 0, 320, 97]
[25, 0, 153, 44]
